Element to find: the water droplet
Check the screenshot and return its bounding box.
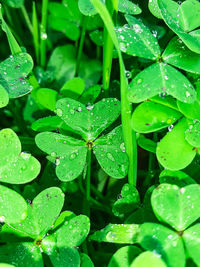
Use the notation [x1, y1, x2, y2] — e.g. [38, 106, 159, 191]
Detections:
[107, 152, 115, 162]
[56, 108, 63, 117]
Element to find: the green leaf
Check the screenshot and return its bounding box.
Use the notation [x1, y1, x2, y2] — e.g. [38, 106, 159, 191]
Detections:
[0, 53, 33, 98]
[0, 264, 15, 267]
[177, 99, 200, 120]
[78, 0, 103, 16]
[80, 253, 94, 267]
[163, 37, 200, 74]
[137, 136, 157, 153]
[158, 0, 200, 53]
[56, 98, 120, 141]
[35, 88, 58, 111]
[89, 224, 140, 244]
[47, 45, 101, 88]
[159, 170, 196, 187]
[0, 185, 27, 225]
[131, 101, 182, 133]
[183, 223, 200, 266]
[185, 119, 200, 147]
[131, 251, 167, 267]
[0, 128, 40, 184]
[48, 247, 80, 267]
[116, 15, 160, 60]
[32, 116, 70, 132]
[138, 223, 185, 267]
[93, 126, 129, 178]
[54, 215, 90, 248]
[2, 0, 24, 8]
[151, 184, 200, 231]
[118, 0, 141, 15]
[79, 84, 101, 104]
[148, 0, 162, 19]
[61, 77, 85, 99]
[108, 246, 142, 267]
[156, 119, 196, 170]
[112, 183, 140, 217]
[0, 243, 43, 267]
[10, 187, 65, 239]
[0, 84, 9, 108]
[128, 63, 196, 104]
[35, 132, 87, 181]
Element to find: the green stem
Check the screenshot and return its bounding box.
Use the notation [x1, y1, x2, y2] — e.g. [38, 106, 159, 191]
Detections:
[40, 0, 48, 68]
[75, 16, 88, 76]
[20, 5, 33, 35]
[91, 0, 137, 186]
[102, 0, 118, 93]
[32, 2, 40, 64]
[84, 147, 92, 217]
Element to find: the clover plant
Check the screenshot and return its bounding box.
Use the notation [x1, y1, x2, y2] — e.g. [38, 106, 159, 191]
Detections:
[1, 0, 200, 266]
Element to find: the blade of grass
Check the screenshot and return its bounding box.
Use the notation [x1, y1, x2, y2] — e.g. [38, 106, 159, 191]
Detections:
[32, 2, 39, 64]
[91, 0, 137, 186]
[20, 5, 33, 35]
[102, 0, 118, 93]
[40, 0, 48, 68]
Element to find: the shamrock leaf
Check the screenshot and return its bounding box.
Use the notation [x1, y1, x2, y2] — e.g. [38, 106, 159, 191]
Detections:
[185, 119, 200, 148]
[55, 97, 121, 141]
[131, 101, 182, 133]
[131, 251, 167, 267]
[9, 187, 65, 239]
[128, 63, 196, 104]
[116, 15, 160, 60]
[112, 183, 140, 217]
[108, 246, 142, 267]
[156, 119, 196, 170]
[138, 223, 185, 267]
[0, 243, 43, 267]
[35, 133, 88, 181]
[151, 184, 200, 231]
[0, 128, 40, 184]
[0, 185, 27, 225]
[0, 53, 33, 98]
[93, 126, 129, 178]
[0, 84, 9, 108]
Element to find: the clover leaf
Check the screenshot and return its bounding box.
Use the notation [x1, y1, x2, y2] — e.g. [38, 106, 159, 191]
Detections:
[36, 98, 129, 181]
[0, 128, 40, 184]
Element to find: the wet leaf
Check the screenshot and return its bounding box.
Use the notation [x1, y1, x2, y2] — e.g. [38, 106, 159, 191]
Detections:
[0, 84, 9, 108]
[93, 126, 129, 178]
[158, 0, 200, 54]
[79, 84, 101, 104]
[90, 224, 140, 244]
[10, 187, 65, 239]
[159, 170, 196, 187]
[128, 63, 196, 104]
[163, 37, 200, 74]
[183, 223, 200, 266]
[116, 15, 160, 60]
[131, 101, 182, 133]
[151, 184, 200, 231]
[0, 53, 33, 98]
[118, 0, 141, 15]
[56, 98, 120, 141]
[53, 215, 90, 248]
[156, 119, 196, 170]
[112, 183, 140, 217]
[35, 132, 87, 181]
[131, 251, 167, 267]
[148, 0, 162, 19]
[0, 128, 40, 184]
[78, 0, 103, 16]
[0, 243, 43, 267]
[177, 98, 200, 120]
[32, 116, 70, 132]
[138, 223, 185, 267]
[108, 246, 142, 267]
[185, 119, 200, 148]
[0, 185, 27, 225]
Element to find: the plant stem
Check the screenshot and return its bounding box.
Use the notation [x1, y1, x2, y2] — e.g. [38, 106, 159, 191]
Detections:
[102, 0, 118, 93]
[20, 5, 33, 35]
[75, 16, 88, 76]
[84, 147, 92, 217]
[91, 0, 137, 186]
[32, 2, 39, 64]
[40, 0, 48, 68]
